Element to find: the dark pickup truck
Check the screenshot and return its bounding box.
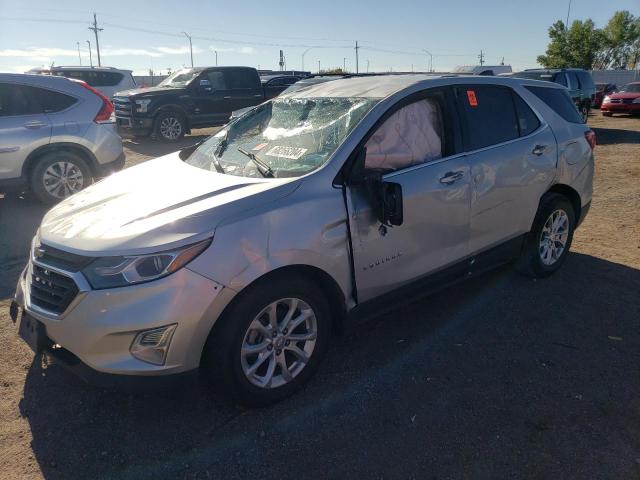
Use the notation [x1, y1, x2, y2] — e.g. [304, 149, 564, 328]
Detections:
[114, 66, 268, 142]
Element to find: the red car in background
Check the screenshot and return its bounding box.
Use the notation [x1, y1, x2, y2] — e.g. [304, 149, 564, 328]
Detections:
[601, 82, 640, 116]
[592, 82, 617, 108]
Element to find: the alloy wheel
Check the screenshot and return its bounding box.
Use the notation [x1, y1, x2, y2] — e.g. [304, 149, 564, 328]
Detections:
[538, 209, 570, 266]
[42, 161, 85, 199]
[240, 298, 317, 389]
[159, 116, 182, 140]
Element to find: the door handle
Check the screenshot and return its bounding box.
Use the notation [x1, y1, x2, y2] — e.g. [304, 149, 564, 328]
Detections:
[223, 96, 232, 99]
[23, 121, 46, 129]
[439, 170, 465, 184]
[0, 146, 20, 154]
[532, 144, 548, 156]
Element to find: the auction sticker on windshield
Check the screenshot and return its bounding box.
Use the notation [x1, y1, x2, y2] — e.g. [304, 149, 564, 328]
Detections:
[265, 146, 307, 160]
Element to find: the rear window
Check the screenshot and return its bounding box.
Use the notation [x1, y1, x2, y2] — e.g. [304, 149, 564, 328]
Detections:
[525, 86, 583, 123]
[456, 86, 519, 150]
[513, 94, 540, 136]
[53, 70, 124, 87]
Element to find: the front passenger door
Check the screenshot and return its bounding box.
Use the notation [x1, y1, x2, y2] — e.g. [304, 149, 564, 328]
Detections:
[190, 70, 233, 126]
[346, 88, 471, 302]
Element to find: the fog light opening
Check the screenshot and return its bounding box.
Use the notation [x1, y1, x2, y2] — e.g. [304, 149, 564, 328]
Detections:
[130, 324, 177, 366]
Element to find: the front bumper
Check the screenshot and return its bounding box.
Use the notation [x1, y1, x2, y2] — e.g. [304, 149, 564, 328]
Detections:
[601, 103, 640, 114]
[13, 259, 236, 380]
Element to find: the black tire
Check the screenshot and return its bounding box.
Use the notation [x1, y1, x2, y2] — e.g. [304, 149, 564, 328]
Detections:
[602, 112, 612, 117]
[30, 151, 92, 204]
[516, 193, 576, 278]
[153, 111, 186, 142]
[580, 104, 590, 122]
[202, 275, 331, 407]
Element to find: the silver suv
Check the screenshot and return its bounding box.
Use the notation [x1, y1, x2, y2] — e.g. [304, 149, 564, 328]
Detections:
[0, 73, 124, 203]
[11, 75, 594, 405]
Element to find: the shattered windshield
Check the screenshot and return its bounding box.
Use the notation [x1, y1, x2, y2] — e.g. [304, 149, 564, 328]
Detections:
[186, 96, 378, 178]
[159, 69, 200, 87]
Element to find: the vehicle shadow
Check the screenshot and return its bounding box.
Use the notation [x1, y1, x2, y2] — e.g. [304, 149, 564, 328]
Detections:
[20, 252, 640, 479]
[0, 194, 48, 299]
[592, 126, 640, 145]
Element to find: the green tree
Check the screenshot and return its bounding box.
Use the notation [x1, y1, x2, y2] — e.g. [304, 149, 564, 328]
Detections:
[595, 11, 640, 69]
[538, 19, 604, 70]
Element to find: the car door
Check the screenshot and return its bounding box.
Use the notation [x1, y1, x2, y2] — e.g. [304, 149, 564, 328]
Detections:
[0, 82, 51, 181]
[223, 68, 264, 112]
[454, 85, 557, 255]
[189, 70, 233, 126]
[345, 88, 471, 302]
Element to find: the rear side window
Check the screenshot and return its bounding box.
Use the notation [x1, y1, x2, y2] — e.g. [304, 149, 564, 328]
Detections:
[456, 86, 519, 150]
[224, 69, 258, 89]
[0, 83, 42, 116]
[567, 72, 580, 89]
[525, 86, 583, 123]
[54, 70, 123, 87]
[513, 94, 540, 136]
[577, 71, 594, 89]
[33, 88, 77, 113]
[552, 73, 568, 87]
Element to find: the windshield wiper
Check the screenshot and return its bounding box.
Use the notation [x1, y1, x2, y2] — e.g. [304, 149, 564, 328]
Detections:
[237, 147, 274, 178]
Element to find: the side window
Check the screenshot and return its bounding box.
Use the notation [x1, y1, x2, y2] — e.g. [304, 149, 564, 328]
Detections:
[267, 78, 284, 87]
[225, 69, 257, 89]
[33, 87, 77, 113]
[525, 86, 583, 123]
[0, 83, 42, 117]
[364, 96, 445, 171]
[283, 77, 299, 85]
[553, 73, 568, 87]
[567, 72, 580, 89]
[456, 86, 519, 150]
[205, 71, 227, 90]
[512, 93, 540, 137]
[578, 71, 594, 90]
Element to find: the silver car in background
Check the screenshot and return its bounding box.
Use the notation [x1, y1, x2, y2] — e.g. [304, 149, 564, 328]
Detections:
[0, 73, 124, 203]
[11, 75, 594, 405]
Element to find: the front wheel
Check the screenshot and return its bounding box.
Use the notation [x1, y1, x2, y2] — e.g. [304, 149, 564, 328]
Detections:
[154, 111, 186, 142]
[516, 193, 576, 278]
[202, 275, 331, 406]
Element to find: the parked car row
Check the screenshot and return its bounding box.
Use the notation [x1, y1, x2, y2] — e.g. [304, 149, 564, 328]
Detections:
[10, 74, 595, 406]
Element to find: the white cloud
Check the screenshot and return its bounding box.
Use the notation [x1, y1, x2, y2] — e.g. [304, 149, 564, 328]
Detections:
[102, 48, 163, 58]
[209, 46, 256, 55]
[0, 48, 78, 57]
[155, 46, 203, 55]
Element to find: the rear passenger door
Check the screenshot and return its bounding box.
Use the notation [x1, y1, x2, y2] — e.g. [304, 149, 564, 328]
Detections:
[0, 83, 52, 180]
[224, 69, 264, 113]
[455, 85, 557, 254]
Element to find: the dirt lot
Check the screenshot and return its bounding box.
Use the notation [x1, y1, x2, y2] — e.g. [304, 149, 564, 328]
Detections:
[0, 116, 638, 479]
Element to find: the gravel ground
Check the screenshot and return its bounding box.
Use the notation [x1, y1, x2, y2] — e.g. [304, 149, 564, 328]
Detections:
[0, 116, 638, 480]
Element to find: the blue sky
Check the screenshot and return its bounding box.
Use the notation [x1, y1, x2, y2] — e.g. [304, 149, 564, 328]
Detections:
[0, 0, 637, 75]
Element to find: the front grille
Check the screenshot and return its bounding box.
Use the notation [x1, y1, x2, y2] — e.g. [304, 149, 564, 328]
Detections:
[36, 243, 92, 272]
[113, 97, 132, 116]
[30, 265, 79, 314]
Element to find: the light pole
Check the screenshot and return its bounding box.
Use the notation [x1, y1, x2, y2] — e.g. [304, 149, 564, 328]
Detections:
[422, 49, 433, 72]
[566, 0, 572, 29]
[343, 57, 346, 72]
[366, 59, 370, 73]
[182, 31, 194, 67]
[318, 60, 321, 74]
[214, 50, 218, 66]
[86, 40, 93, 67]
[301, 47, 312, 71]
[76, 41, 82, 65]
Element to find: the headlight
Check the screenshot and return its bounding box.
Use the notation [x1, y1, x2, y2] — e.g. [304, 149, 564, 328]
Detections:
[602, 96, 611, 103]
[135, 98, 152, 113]
[82, 239, 211, 289]
[632, 98, 640, 104]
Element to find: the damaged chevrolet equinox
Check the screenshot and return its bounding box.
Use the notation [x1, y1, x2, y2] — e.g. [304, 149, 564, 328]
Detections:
[12, 75, 594, 406]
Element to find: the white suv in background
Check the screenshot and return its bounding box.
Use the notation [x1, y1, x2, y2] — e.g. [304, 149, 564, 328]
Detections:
[30, 66, 137, 99]
[0, 73, 124, 203]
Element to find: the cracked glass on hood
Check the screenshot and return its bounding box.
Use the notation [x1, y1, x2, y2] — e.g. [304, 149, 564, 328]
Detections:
[186, 97, 378, 178]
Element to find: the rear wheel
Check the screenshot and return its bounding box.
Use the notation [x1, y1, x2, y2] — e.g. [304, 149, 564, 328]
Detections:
[154, 111, 186, 142]
[202, 275, 331, 407]
[516, 193, 576, 278]
[30, 151, 92, 204]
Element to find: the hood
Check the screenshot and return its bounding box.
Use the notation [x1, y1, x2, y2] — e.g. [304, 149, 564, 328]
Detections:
[607, 91, 640, 99]
[39, 152, 300, 256]
[115, 85, 185, 98]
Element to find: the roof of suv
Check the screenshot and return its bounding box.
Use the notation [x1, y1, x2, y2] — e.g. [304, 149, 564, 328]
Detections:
[0, 72, 80, 89]
[523, 68, 587, 73]
[283, 74, 562, 100]
[51, 66, 133, 73]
